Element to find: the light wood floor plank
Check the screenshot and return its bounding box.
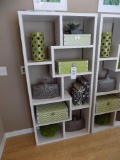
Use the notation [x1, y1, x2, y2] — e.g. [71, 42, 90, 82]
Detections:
[2, 127, 120, 160]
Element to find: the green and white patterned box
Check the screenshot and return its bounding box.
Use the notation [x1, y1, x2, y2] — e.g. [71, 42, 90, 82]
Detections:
[55, 59, 88, 74]
[64, 34, 91, 46]
[96, 95, 120, 114]
[36, 102, 68, 124]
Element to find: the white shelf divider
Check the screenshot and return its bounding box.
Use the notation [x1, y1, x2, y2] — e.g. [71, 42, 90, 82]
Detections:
[27, 60, 52, 66]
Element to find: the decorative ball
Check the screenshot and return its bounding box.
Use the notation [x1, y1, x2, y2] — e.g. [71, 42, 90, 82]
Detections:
[40, 124, 58, 137]
[95, 113, 110, 125]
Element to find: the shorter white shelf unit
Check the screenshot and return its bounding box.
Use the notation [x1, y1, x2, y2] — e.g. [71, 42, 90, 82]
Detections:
[92, 14, 120, 133]
[18, 11, 97, 145]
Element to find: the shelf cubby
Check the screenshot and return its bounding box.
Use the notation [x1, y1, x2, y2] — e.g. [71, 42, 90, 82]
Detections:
[103, 45, 120, 72]
[51, 47, 93, 77]
[62, 15, 96, 45]
[28, 65, 63, 101]
[36, 122, 64, 145]
[64, 108, 89, 139]
[34, 100, 72, 127]
[96, 63, 120, 96]
[22, 15, 62, 62]
[93, 112, 115, 132]
[64, 75, 91, 108]
[114, 110, 120, 127]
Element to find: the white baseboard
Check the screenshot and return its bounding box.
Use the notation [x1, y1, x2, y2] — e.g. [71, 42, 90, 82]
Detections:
[0, 134, 6, 159]
[5, 128, 33, 138]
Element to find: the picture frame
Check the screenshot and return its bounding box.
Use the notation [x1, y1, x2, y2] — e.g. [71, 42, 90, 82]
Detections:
[98, 0, 120, 13]
[33, 0, 67, 11]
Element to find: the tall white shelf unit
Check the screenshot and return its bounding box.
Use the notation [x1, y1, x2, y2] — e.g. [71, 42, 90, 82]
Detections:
[18, 11, 97, 145]
[92, 14, 120, 133]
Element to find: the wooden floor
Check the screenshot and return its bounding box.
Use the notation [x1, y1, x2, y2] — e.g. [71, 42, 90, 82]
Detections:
[2, 127, 120, 160]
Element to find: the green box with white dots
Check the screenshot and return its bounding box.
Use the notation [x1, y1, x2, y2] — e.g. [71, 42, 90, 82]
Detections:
[100, 32, 112, 58]
[55, 59, 88, 74]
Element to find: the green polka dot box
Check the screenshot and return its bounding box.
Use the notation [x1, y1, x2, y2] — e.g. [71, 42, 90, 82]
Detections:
[63, 34, 91, 46]
[95, 95, 120, 114]
[36, 102, 68, 124]
[30, 32, 45, 61]
[55, 59, 88, 74]
[100, 32, 112, 58]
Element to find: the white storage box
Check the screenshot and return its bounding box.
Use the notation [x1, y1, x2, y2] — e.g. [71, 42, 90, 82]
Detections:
[64, 34, 91, 46]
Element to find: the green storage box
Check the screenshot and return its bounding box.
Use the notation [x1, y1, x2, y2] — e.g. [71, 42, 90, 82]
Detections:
[55, 59, 88, 74]
[96, 95, 120, 114]
[64, 34, 91, 46]
[36, 102, 68, 124]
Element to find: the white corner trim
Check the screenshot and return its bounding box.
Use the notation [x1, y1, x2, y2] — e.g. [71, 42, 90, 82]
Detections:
[0, 134, 6, 159]
[5, 128, 33, 138]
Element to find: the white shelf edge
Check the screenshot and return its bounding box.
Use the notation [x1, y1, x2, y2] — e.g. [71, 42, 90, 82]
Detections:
[36, 127, 63, 145]
[114, 121, 120, 127]
[65, 128, 88, 139]
[32, 90, 71, 105]
[18, 11, 97, 17]
[51, 45, 94, 49]
[35, 118, 71, 127]
[95, 110, 117, 116]
[72, 104, 89, 110]
[93, 124, 113, 133]
[99, 57, 118, 61]
[27, 60, 52, 66]
[54, 71, 92, 78]
[115, 69, 120, 72]
[36, 128, 88, 145]
[97, 90, 120, 96]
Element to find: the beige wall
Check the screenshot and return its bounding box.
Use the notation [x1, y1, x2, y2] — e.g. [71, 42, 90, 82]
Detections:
[0, 115, 5, 145]
[0, 0, 98, 132]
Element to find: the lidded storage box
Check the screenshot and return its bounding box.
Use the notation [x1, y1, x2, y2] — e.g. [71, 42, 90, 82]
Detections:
[36, 102, 68, 124]
[55, 59, 88, 74]
[64, 34, 91, 46]
[96, 95, 120, 114]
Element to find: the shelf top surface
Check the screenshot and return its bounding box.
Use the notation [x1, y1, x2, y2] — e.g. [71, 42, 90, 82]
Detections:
[32, 90, 71, 105]
[18, 11, 97, 17]
[51, 45, 94, 50]
[18, 11, 97, 22]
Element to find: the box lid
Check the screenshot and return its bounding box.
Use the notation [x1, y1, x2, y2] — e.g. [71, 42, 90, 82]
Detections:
[36, 102, 68, 115]
[97, 95, 119, 102]
[56, 59, 88, 63]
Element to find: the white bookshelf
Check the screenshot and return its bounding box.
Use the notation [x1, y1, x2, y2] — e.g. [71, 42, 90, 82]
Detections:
[18, 11, 97, 145]
[92, 14, 120, 133]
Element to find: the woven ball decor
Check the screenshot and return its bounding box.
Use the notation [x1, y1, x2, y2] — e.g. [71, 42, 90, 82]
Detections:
[40, 124, 58, 137]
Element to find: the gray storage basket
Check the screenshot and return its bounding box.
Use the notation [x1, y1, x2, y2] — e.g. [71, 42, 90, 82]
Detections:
[32, 81, 59, 99]
[65, 118, 85, 132]
[97, 74, 116, 92]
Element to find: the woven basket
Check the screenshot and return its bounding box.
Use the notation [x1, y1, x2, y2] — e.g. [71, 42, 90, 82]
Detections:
[32, 83, 59, 99]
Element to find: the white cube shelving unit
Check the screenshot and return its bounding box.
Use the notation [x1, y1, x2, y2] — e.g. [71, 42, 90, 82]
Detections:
[18, 11, 97, 145]
[91, 14, 120, 133]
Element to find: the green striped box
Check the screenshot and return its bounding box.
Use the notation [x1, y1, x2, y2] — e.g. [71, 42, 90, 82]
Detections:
[96, 95, 120, 114]
[55, 59, 88, 74]
[64, 34, 91, 46]
[36, 102, 68, 124]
